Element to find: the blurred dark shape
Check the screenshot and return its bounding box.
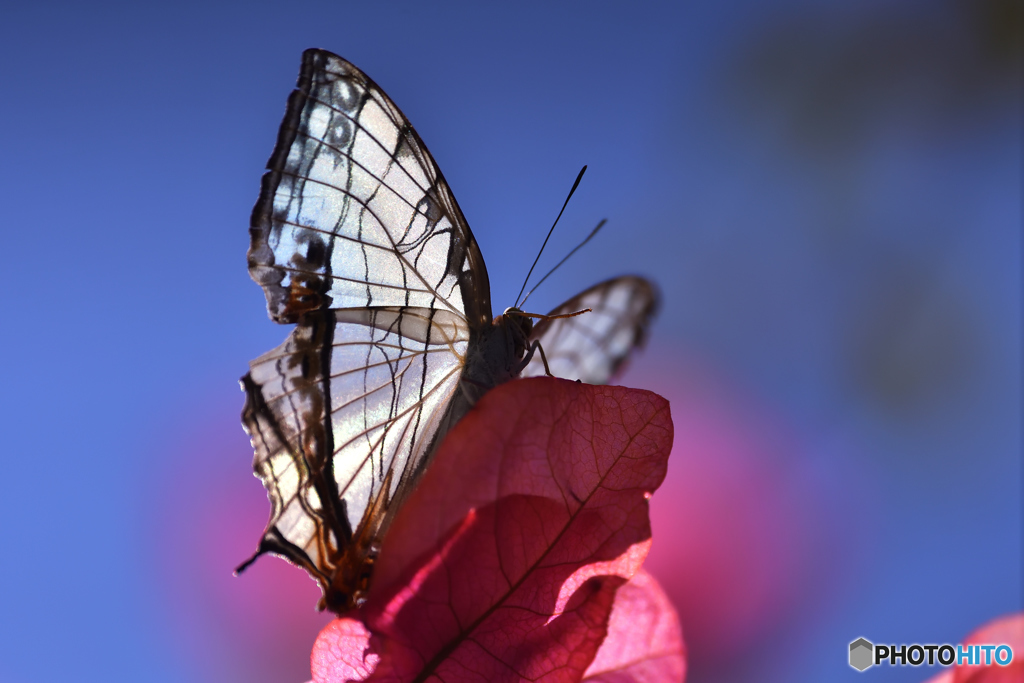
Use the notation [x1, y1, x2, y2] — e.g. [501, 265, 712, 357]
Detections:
[962, 0, 1024, 66]
[846, 259, 979, 419]
[718, 1, 1015, 429]
[730, 0, 1022, 158]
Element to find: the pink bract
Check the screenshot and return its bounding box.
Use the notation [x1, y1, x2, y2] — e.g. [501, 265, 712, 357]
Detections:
[311, 378, 682, 683]
[922, 613, 1024, 683]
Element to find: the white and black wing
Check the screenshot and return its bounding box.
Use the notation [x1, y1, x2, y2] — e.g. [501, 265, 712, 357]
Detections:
[521, 276, 658, 384]
[239, 49, 491, 612]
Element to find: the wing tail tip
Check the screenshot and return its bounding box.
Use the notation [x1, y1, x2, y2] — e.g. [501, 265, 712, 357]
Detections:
[233, 535, 276, 576]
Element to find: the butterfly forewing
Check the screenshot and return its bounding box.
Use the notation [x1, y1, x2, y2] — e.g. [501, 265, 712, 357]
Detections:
[521, 276, 659, 384]
[248, 50, 491, 326]
[240, 49, 489, 611]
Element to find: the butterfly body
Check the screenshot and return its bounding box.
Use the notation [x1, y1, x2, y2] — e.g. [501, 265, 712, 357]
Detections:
[459, 310, 535, 400]
[239, 49, 658, 612]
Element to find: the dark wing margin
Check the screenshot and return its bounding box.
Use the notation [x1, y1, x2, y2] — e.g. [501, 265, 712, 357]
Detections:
[238, 49, 488, 612]
[521, 276, 659, 384]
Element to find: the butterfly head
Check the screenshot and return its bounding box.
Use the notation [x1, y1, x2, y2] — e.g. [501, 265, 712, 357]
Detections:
[500, 307, 535, 356]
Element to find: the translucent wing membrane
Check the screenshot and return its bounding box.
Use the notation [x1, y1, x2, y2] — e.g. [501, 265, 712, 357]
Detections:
[241, 308, 470, 610]
[521, 276, 659, 384]
[248, 49, 491, 328]
[240, 49, 491, 611]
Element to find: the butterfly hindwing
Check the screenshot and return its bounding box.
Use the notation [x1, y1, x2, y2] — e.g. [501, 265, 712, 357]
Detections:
[241, 306, 470, 609]
[521, 276, 659, 384]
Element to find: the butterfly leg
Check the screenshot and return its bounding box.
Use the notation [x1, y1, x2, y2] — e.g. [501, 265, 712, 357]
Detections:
[517, 340, 554, 378]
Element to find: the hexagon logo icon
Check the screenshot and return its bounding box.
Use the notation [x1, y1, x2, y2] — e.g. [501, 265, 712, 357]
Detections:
[849, 638, 874, 671]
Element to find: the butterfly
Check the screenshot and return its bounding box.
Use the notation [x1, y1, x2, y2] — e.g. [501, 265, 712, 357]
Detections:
[237, 48, 658, 613]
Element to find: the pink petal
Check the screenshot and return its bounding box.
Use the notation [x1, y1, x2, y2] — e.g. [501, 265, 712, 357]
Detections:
[583, 569, 686, 683]
[311, 619, 378, 683]
[952, 612, 1023, 683]
[921, 613, 1023, 683]
[311, 379, 675, 683]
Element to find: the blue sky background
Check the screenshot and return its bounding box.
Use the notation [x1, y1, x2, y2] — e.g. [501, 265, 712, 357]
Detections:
[0, 2, 1019, 682]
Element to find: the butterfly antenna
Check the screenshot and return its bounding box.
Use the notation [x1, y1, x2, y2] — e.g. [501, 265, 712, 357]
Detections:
[515, 308, 593, 321]
[518, 218, 606, 308]
[514, 165, 588, 307]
